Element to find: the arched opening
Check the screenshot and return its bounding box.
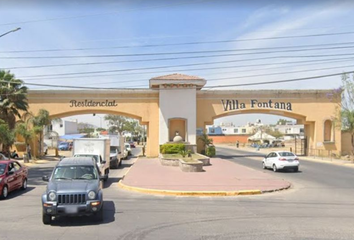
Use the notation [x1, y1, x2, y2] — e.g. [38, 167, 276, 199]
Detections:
[205, 111, 307, 155]
[43, 110, 147, 158]
[324, 119, 333, 142]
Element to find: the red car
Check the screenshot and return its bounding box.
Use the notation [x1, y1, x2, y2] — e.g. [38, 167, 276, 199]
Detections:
[0, 160, 28, 199]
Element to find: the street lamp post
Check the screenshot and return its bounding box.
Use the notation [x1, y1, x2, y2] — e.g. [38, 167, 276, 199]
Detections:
[0, 27, 21, 38]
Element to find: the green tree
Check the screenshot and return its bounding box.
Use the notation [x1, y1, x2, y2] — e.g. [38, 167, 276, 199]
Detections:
[104, 115, 142, 135]
[0, 70, 28, 129]
[104, 115, 128, 134]
[277, 119, 288, 125]
[265, 129, 283, 139]
[338, 73, 354, 154]
[0, 120, 15, 157]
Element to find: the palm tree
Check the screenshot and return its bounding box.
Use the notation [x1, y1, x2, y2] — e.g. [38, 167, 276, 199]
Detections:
[198, 133, 213, 152]
[31, 109, 51, 157]
[0, 70, 28, 129]
[0, 120, 15, 157]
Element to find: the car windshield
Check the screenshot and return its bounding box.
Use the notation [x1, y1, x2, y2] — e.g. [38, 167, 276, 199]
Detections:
[0, 164, 6, 175]
[279, 152, 295, 157]
[53, 166, 98, 180]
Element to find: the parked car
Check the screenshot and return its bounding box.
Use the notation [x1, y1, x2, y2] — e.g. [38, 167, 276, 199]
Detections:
[0, 160, 28, 199]
[129, 141, 136, 148]
[58, 142, 70, 151]
[109, 146, 121, 169]
[0, 153, 9, 161]
[124, 143, 132, 156]
[263, 151, 300, 172]
[41, 157, 104, 224]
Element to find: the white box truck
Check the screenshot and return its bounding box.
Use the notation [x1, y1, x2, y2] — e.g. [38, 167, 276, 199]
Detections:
[72, 138, 110, 181]
[100, 134, 125, 169]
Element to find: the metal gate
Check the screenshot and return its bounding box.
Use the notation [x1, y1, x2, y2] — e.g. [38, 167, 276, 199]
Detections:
[294, 136, 307, 156]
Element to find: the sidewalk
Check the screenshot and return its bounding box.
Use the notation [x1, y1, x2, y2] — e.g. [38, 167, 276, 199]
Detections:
[119, 157, 291, 197]
[18, 155, 60, 167]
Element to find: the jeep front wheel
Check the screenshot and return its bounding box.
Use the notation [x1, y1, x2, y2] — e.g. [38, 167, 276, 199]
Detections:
[42, 212, 52, 225]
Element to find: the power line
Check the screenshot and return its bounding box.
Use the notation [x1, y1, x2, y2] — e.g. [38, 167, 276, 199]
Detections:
[82, 63, 354, 86]
[21, 56, 354, 81]
[17, 53, 354, 78]
[10, 71, 351, 90]
[21, 58, 354, 84]
[5, 43, 354, 70]
[3, 31, 354, 53]
[204, 71, 354, 89]
[3, 44, 354, 60]
[3, 38, 354, 54]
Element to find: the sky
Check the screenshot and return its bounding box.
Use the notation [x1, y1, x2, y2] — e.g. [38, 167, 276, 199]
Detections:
[1, 0, 354, 127]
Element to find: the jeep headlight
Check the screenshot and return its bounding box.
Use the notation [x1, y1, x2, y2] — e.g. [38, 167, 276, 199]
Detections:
[88, 191, 96, 200]
[48, 192, 56, 201]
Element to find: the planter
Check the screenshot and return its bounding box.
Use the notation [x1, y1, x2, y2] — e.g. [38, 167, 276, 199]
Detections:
[179, 159, 204, 172]
[159, 154, 180, 166]
[195, 153, 210, 166]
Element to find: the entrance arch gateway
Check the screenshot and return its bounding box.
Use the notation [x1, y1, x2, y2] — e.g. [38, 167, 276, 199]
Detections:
[27, 73, 341, 157]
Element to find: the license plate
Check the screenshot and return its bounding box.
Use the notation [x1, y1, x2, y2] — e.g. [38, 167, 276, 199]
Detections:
[66, 206, 78, 214]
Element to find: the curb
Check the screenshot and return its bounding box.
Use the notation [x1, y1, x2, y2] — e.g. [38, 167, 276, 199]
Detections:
[118, 181, 262, 197]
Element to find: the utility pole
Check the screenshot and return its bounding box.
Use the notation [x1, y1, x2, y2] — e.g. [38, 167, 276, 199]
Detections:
[0, 27, 21, 38]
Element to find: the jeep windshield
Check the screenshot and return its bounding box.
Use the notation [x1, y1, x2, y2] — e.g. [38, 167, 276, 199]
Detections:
[53, 166, 98, 180]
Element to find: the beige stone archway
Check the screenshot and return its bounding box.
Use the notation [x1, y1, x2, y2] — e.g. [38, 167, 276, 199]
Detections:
[27, 89, 160, 157]
[25, 74, 342, 157]
[196, 90, 341, 155]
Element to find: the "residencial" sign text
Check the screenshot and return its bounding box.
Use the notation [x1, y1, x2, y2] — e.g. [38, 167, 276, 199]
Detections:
[69, 100, 118, 107]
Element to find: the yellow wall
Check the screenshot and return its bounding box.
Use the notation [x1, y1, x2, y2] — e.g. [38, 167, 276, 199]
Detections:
[27, 89, 160, 157]
[27, 88, 342, 157]
[196, 90, 342, 154]
[341, 131, 352, 155]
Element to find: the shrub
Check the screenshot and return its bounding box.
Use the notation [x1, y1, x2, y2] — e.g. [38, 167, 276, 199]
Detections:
[160, 143, 185, 154]
[205, 145, 216, 157]
[179, 150, 187, 157]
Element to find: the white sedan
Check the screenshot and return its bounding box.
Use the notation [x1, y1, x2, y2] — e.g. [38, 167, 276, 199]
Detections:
[263, 151, 300, 172]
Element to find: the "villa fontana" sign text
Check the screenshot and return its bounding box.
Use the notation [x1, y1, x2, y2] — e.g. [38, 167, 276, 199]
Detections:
[221, 99, 292, 111]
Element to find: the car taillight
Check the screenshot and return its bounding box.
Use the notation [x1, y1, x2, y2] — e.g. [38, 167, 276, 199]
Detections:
[279, 158, 287, 161]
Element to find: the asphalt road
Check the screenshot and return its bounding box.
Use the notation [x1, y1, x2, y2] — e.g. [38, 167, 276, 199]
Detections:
[1, 146, 354, 240]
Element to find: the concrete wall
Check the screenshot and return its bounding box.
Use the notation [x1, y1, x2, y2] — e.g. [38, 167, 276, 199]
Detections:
[159, 87, 196, 144]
